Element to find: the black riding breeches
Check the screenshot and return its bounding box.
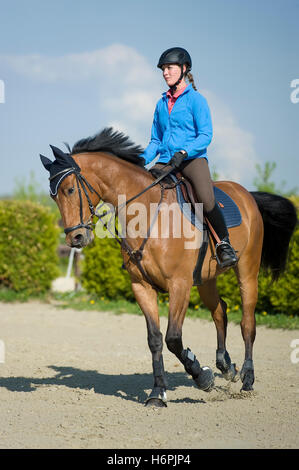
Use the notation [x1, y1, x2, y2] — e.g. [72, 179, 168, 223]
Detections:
[152, 158, 215, 213]
[152, 158, 228, 240]
[180, 157, 215, 213]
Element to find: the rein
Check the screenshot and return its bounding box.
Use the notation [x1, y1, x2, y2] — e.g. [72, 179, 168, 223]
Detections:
[58, 162, 182, 292]
[97, 165, 183, 292]
[94, 163, 180, 248]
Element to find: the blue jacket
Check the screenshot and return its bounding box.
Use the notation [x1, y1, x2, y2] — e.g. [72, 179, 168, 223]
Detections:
[140, 84, 213, 165]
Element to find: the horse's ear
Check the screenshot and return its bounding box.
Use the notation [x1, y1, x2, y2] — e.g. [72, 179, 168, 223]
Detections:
[50, 144, 70, 163]
[63, 142, 71, 153]
[40, 154, 52, 171]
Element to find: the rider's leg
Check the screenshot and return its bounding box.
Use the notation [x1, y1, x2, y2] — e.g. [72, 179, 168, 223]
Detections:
[181, 157, 238, 268]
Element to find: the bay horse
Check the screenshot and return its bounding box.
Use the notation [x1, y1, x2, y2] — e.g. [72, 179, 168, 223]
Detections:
[40, 128, 297, 407]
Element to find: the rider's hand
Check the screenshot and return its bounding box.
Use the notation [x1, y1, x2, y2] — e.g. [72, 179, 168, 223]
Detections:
[170, 151, 187, 168]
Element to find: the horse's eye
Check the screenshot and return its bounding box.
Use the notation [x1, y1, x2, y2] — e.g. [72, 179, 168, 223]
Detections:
[68, 187, 75, 195]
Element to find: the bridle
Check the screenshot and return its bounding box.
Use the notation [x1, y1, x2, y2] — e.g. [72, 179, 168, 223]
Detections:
[52, 161, 183, 292]
[50, 167, 101, 234]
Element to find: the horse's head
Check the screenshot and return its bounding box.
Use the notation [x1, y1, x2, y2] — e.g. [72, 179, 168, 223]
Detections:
[40, 145, 98, 248]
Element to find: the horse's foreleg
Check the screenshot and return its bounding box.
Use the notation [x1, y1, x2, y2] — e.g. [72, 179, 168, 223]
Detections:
[197, 279, 239, 382]
[166, 281, 214, 392]
[131, 281, 167, 407]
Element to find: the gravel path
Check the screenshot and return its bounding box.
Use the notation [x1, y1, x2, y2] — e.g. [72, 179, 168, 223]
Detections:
[0, 301, 298, 449]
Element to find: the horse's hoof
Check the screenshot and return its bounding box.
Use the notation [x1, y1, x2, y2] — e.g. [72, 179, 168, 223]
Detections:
[241, 382, 254, 392]
[145, 398, 167, 408]
[223, 363, 240, 383]
[240, 359, 254, 391]
[145, 387, 167, 407]
[195, 366, 215, 392]
[216, 350, 239, 382]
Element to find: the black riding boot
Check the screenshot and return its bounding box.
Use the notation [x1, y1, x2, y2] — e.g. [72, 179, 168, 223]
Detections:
[206, 203, 238, 268]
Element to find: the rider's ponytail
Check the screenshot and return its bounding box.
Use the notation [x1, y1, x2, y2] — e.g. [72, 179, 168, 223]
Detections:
[187, 72, 197, 91]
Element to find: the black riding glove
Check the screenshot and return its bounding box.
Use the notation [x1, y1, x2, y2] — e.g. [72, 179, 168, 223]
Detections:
[170, 151, 187, 168]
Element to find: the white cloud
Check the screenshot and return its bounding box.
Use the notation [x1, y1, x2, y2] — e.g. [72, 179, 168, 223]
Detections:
[1, 44, 157, 85]
[1, 43, 161, 145]
[103, 89, 158, 146]
[2, 45, 258, 186]
[203, 89, 258, 186]
[104, 90, 157, 121]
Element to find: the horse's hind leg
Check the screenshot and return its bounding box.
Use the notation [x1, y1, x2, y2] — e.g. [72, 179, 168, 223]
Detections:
[165, 280, 214, 392]
[131, 281, 167, 407]
[234, 263, 257, 391]
[197, 279, 239, 382]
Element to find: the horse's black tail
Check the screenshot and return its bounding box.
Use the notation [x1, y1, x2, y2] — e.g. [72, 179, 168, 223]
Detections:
[250, 191, 297, 280]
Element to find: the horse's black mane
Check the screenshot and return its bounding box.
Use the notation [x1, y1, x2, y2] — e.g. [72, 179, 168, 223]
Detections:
[71, 127, 145, 168]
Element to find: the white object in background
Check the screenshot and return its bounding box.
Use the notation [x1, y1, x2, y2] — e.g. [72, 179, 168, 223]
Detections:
[51, 277, 75, 293]
[66, 247, 81, 279]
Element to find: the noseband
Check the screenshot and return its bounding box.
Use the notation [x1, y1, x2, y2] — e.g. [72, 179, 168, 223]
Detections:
[49, 167, 101, 234]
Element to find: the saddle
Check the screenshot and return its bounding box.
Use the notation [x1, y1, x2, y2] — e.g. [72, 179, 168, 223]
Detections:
[150, 167, 200, 206]
[174, 171, 210, 285]
[150, 168, 242, 285]
[176, 171, 199, 208]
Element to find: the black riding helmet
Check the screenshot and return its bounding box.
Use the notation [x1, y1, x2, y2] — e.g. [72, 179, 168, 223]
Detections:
[157, 47, 192, 92]
[157, 47, 192, 71]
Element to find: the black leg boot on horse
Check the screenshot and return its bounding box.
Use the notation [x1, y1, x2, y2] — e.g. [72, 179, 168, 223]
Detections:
[165, 280, 215, 393]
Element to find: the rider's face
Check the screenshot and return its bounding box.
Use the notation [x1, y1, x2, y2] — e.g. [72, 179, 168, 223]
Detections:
[162, 63, 185, 87]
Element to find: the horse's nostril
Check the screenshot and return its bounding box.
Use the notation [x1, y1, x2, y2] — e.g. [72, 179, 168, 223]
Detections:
[73, 233, 84, 246]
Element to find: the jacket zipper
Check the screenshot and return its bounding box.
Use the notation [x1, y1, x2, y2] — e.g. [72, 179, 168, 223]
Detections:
[162, 87, 189, 161]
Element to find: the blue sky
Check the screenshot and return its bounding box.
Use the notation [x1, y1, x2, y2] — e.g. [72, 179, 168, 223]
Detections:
[0, 0, 298, 196]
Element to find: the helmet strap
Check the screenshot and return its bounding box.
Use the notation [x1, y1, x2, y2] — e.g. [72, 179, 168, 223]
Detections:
[170, 65, 185, 94]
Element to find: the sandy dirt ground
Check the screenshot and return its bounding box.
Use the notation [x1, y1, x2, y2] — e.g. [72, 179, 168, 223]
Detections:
[0, 300, 298, 449]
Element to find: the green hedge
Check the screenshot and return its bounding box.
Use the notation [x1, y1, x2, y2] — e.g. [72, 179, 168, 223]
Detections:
[82, 204, 298, 315]
[82, 236, 135, 300]
[194, 202, 298, 315]
[0, 200, 60, 294]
